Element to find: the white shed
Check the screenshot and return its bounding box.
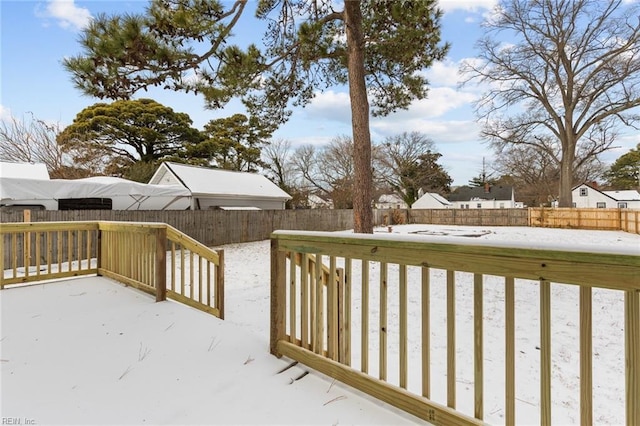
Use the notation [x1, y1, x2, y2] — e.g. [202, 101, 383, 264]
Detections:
[411, 192, 452, 209]
[375, 194, 408, 209]
[149, 162, 291, 210]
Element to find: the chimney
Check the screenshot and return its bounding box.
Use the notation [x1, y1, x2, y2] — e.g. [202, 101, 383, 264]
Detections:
[484, 182, 490, 193]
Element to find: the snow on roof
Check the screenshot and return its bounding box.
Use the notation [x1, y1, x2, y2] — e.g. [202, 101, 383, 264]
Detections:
[412, 192, 452, 208]
[603, 190, 640, 201]
[152, 162, 291, 200]
[0, 161, 49, 180]
[218, 206, 261, 210]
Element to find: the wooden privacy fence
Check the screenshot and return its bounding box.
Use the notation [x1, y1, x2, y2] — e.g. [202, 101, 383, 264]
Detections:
[409, 208, 529, 227]
[529, 208, 640, 234]
[270, 231, 640, 426]
[0, 221, 224, 319]
[528, 208, 640, 234]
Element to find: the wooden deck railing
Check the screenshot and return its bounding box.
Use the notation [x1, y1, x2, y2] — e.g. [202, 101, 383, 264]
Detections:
[270, 230, 640, 426]
[1, 221, 224, 318]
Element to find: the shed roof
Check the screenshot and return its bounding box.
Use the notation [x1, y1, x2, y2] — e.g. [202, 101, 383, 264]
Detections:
[150, 162, 291, 200]
[0, 162, 49, 180]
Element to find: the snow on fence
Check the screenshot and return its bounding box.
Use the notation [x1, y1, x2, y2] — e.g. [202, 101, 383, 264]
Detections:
[270, 230, 640, 426]
[0, 221, 224, 319]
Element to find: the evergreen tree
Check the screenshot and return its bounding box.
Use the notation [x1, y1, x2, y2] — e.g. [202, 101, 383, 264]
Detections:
[63, 0, 449, 232]
[57, 99, 200, 180]
[605, 144, 640, 190]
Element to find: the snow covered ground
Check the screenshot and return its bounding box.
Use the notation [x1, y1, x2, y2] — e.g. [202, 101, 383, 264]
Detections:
[1, 224, 638, 425]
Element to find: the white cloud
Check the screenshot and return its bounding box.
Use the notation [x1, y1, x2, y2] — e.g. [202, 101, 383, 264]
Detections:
[0, 105, 13, 122]
[422, 59, 466, 87]
[438, 0, 498, 13]
[305, 90, 352, 123]
[371, 118, 480, 143]
[380, 87, 478, 121]
[38, 0, 92, 31]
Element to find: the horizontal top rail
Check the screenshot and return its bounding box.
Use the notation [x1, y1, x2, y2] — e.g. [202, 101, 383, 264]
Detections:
[166, 225, 220, 263]
[0, 221, 100, 233]
[271, 230, 640, 291]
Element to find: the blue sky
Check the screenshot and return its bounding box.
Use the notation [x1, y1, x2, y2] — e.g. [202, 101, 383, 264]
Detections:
[1, 0, 638, 186]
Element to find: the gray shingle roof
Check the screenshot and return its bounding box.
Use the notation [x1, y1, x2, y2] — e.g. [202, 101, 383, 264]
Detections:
[448, 185, 513, 202]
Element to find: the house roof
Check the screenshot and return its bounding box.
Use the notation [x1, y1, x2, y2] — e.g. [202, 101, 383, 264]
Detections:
[378, 194, 405, 204]
[150, 162, 291, 200]
[448, 185, 513, 202]
[0, 162, 49, 180]
[572, 183, 640, 202]
[603, 190, 640, 201]
[412, 192, 452, 208]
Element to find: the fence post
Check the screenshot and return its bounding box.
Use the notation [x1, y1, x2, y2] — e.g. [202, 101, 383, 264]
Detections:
[270, 237, 286, 357]
[155, 227, 167, 302]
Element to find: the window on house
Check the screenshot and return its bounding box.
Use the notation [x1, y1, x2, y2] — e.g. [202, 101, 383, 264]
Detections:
[618, 202, 628, 208]
[596, 202, 606, 208]
[572, 202, 577, 208]
[499, 203, 505, 209]
[477, 203, 482, 209]
[579, 187, 588, 196]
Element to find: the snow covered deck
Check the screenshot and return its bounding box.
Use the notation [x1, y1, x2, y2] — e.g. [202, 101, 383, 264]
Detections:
[0, 276, 426, 425]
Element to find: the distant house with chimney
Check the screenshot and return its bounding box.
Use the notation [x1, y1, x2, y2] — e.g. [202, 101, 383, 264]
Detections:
[448, 183, 519, 209]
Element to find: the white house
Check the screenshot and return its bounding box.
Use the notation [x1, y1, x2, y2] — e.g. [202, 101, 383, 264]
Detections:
[448, 184, 517, 209]
[307, 194, 333, 209]
[375, 194, 408, 209]
[571, 183, 640, 209]
[149, 162, 291, 210]
[411, 192, 452, 209]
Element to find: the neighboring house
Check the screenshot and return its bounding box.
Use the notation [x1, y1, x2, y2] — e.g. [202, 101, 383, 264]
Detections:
[0, 161, 50, 180]
[375, 194, 408, 209]
[307, 194, 333, 209]
[448, 184, 517, 209]
[411, 192, 452, 209]
[149, 162, 291, 210]
[571, 183, 640, 209]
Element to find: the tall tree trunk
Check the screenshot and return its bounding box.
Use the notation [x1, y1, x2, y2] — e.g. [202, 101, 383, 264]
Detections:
[558, 140, 575, 207]
[344, 0, 373, 233]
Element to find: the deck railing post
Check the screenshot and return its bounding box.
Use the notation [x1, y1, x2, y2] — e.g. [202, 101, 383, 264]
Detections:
[96, 225, 103, 274]
[155, 226, 167, 302]
[626, 290, 640, 426]
[216, 249, 225, 320]
[270, 237, 286, 357]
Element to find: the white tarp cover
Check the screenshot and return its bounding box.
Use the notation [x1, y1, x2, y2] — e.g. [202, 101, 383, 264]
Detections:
[0, 162, 50, 180]
[1, 176, 190, 210]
